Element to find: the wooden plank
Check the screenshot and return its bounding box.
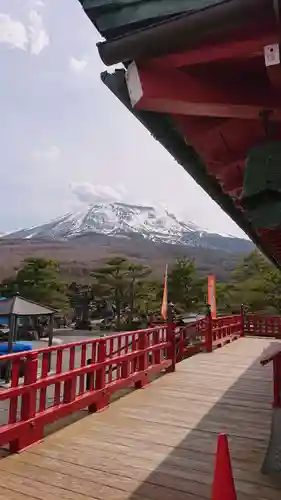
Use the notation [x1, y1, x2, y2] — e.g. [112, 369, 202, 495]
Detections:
[12, 447, 277, 489]
[0, 488, 39, 500]
[0, 337, 281, 499]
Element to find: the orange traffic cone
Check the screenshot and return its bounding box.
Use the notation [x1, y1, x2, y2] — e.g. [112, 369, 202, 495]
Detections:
[212, 433, 237, 500]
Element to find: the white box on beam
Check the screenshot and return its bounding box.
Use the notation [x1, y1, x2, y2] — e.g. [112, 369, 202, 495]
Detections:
[264, 44, 280, 67]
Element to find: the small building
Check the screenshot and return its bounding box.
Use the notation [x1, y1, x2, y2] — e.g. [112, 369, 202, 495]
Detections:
[0, 295, 55, 351]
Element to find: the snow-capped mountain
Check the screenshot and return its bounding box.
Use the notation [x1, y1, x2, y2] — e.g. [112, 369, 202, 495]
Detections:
[3, 202, 253, 253]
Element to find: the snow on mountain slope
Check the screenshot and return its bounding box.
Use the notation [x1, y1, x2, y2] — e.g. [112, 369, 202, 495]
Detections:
[3, 202, 253, 253]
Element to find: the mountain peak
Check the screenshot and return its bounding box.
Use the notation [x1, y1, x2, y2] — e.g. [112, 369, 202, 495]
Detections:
[3, 201, 253, 253]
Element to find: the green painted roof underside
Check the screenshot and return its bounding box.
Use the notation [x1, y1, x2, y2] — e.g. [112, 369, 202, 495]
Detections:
[79, 0, 224, 38]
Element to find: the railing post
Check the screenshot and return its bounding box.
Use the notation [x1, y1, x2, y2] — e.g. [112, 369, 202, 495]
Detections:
[89, 338, 109, 413]
[240, 305, 245, 337]
[206, 304, 213, 353]
[63, 346, 76, 404]
[95, 339, 107, 389]
[121, 335, 130, 379]
[135, 331, 149, 388]
[275, 316, 280, 339]
[153, 328, 161, 365]
[10, 353, 43, 453]
[21, 354, 38, 421]
[166, 304, 176, 372]
[177, 326, 185, 363]
[86, 358, 94, 391]
[166, 322, 176, 372]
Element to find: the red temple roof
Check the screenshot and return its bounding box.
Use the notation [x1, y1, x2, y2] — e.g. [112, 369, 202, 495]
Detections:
[78, 0, 281, 267]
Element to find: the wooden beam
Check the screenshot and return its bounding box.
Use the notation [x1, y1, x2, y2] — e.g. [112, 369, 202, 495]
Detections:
[126, 63, 281, 121]
[217, 161, 244, 193]
[145, 31, 280, 69]
[171, 116, 245, 197]
[174, 115, 265, 166]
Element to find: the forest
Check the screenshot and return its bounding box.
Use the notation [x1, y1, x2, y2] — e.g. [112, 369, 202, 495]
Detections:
[0, 250, 279, 330]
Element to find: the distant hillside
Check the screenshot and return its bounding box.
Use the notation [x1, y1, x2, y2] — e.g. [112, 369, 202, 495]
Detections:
[0, 233, 251, 283]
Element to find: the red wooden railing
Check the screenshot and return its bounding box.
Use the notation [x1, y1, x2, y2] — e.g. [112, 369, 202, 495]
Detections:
[176, 314, 244, 361]
[0, 326, 174, 452]
[175, 317, 209, 362]
[260, 344, 281, 408]
[212, 315, 244, 347]
[245, 314, 281, 338]
[0, 314, 246, 453]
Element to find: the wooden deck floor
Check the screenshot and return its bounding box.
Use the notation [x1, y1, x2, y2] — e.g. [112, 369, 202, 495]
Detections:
[1, 337, 281, 500]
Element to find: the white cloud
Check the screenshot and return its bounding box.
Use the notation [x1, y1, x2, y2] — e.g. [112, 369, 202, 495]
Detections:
[28, 9, 49, 55]
[28, 0, 45, 8]
[0, 13, 28, 51]
[0, 9, 49, 55]
[31, 145, 61, 162]
[69, 57, 88, 74]
[70, 182, 127, 204]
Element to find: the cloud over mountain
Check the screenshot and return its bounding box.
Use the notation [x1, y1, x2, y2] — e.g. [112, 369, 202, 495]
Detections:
[70, 182, 127, 204]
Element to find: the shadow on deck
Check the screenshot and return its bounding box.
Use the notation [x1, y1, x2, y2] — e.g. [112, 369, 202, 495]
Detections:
[0, 337, 281, 500]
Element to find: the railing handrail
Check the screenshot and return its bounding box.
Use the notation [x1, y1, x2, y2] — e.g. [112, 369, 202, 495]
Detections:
[0, 339, 170, 402]
[247, 313, 281, 319]
[0, 314, 247, 366]
[214, 314, 241, 321]
[0, 325, 164, 363]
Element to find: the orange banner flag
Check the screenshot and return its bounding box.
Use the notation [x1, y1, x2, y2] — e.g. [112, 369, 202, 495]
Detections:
[161, 264, 168, 321]
[208, 275, 217, 319]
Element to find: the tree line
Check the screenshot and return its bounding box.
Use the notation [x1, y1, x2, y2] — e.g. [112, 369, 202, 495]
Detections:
[0, 250, 280, 330]
[216, 250, 281, 315]
[0, 256, 204, 329]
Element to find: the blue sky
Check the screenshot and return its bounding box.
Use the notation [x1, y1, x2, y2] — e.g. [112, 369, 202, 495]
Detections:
[0, 0, 246, 237]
